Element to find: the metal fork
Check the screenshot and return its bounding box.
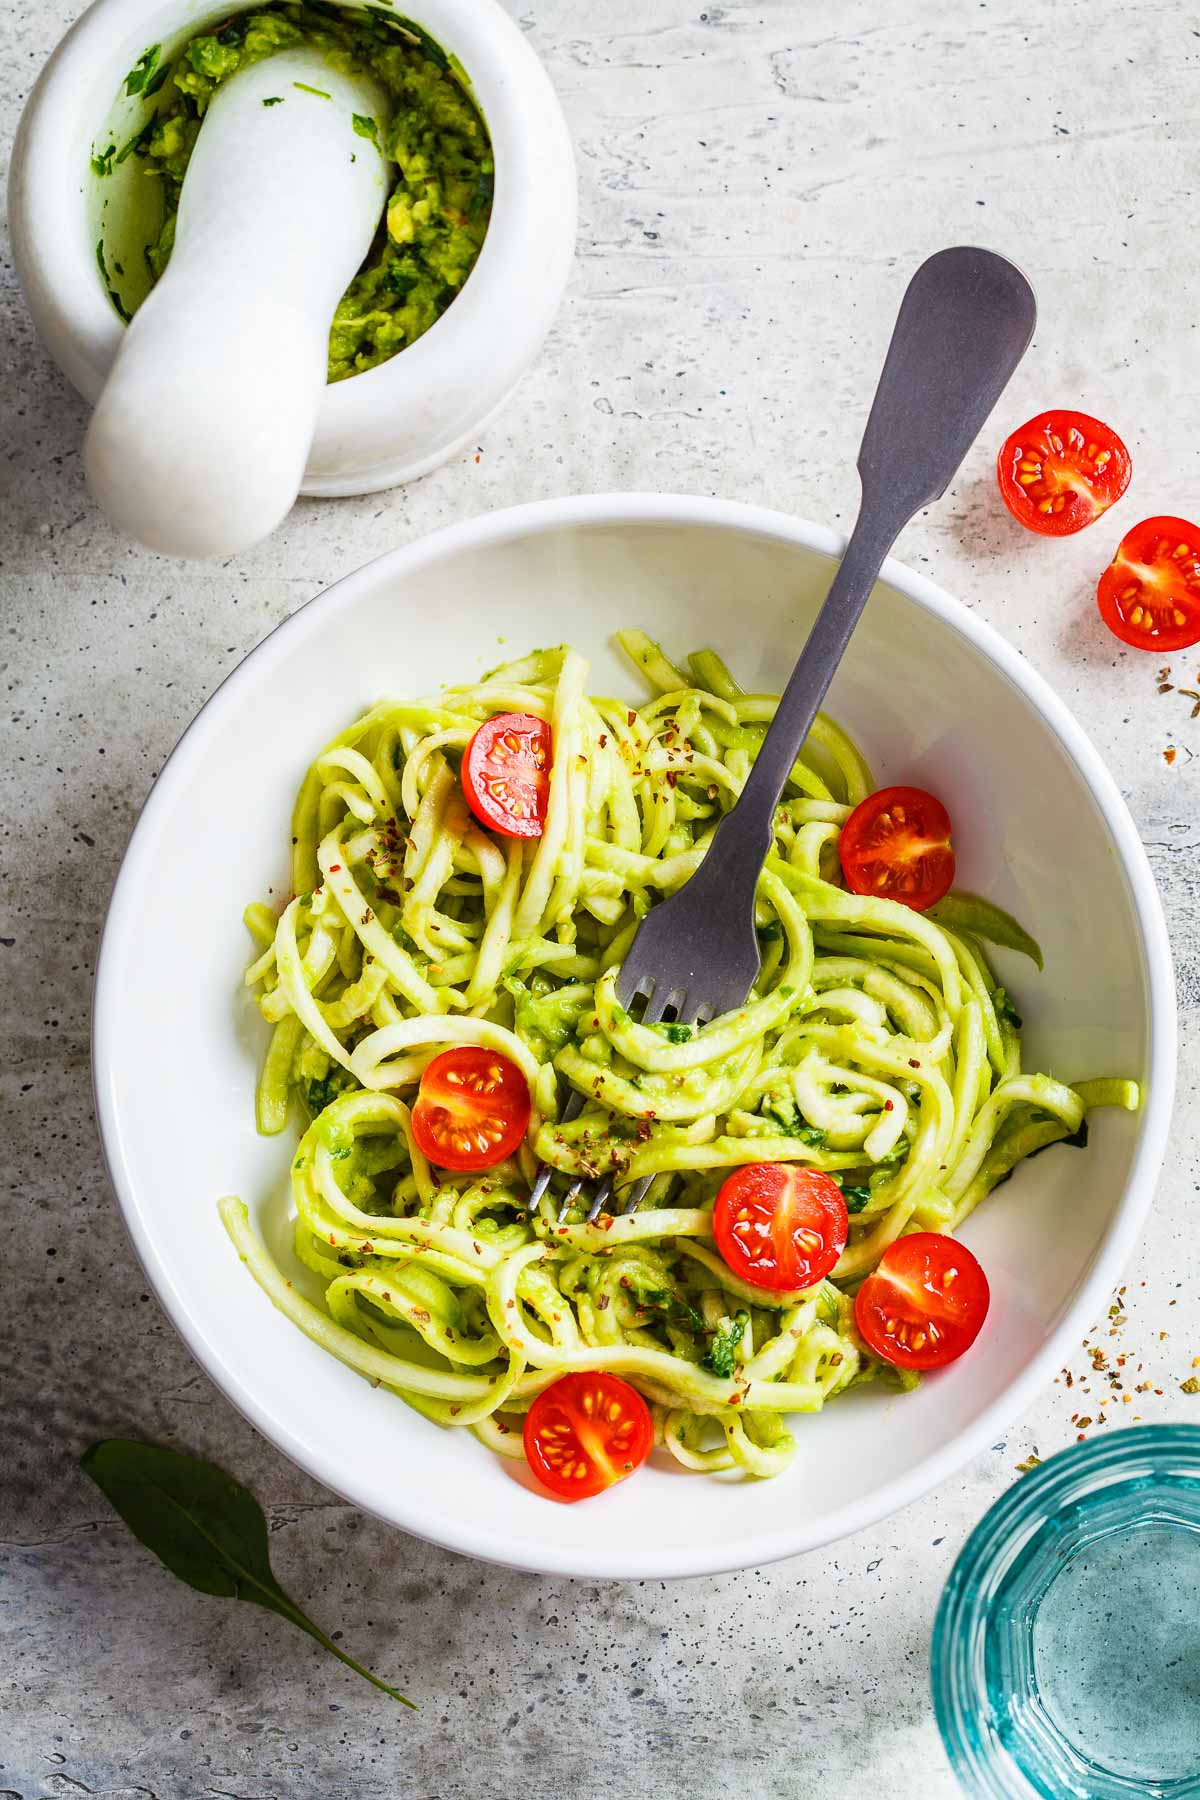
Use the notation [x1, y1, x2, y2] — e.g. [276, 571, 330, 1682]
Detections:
[533, 246, 1037, 1223]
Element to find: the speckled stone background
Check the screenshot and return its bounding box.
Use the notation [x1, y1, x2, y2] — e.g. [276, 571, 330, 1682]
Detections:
[3, 1, 1199, 1794]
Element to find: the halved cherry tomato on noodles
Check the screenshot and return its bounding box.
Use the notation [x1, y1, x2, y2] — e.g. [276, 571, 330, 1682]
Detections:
[461, 712, 551, 838]
[523, 1371, 653, 1501]
[1096, 516, 1200, 652]
[409, 1045, 530, 1172]
[996, 410, 1131, 536]
[839, 785, 954, 913]
[713, 1164, 849, 1293]
[854, 1232, 989, 1371]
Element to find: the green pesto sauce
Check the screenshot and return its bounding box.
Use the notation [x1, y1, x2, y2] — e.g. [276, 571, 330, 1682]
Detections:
[126, 3, 493, 382]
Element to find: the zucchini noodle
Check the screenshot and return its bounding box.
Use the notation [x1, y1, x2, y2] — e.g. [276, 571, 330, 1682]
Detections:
[219, 632, 1139, 1481]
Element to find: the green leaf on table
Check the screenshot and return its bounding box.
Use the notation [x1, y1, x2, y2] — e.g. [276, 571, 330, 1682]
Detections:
[81, 1439, 414, 1708]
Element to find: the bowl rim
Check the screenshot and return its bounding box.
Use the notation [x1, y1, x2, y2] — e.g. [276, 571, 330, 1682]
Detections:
[92, 492, 1177, 1579]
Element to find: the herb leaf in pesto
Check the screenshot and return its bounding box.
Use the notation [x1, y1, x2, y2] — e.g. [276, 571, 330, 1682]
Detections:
[701, 1310, 749, 1379]
[94, 240, 132, 323]
[81, 1439, 415, 1708]
[124, 44, 162, 95]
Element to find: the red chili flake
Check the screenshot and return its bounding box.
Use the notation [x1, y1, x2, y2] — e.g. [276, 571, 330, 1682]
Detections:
[727, 1393, 742, 1406]
[908, 1059, 920, 1069]
[884, 1099, 894, 1112]
[329, 864, 342, 872]
[1164, 748, 1178, 765]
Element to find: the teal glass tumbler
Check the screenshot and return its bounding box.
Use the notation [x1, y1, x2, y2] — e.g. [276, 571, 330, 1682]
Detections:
[932, 1426, 1200, 1798]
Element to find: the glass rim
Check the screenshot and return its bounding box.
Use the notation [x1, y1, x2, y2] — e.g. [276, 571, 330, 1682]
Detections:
[932, 1425, 1200, 1800]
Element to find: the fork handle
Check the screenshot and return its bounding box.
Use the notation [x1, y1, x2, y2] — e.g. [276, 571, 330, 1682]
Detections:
[695, 245, 1037, 917]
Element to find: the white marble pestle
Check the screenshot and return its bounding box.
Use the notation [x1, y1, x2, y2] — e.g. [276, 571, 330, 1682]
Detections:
[83, 49, 388, 558]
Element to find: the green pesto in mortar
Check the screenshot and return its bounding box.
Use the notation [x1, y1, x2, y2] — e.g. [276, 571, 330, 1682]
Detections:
[112, 4, 493, 382]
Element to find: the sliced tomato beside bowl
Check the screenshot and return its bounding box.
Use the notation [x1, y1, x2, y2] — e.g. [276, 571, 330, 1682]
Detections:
[997, 409, 1131, 536]
[1096, 516, 1200, 651]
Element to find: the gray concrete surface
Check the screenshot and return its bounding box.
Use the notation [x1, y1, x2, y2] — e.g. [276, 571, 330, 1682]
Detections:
[3, 1, 1199, 1794]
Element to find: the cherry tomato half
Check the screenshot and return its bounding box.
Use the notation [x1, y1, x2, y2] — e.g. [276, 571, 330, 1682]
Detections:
[409, 1045, 531, 1172]
[839, 785, 955, 913]
[997, 410, 1131, 536]
[1096, 516, 1200, 652]
[854, 1232, 990, 1371]
[461, 712, 551, 839]
[713, 1164, 849, 1293]
[523, 1371, 653, 1501]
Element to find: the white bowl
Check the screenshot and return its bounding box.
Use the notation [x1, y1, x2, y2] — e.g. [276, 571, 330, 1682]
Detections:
[93, 495, 1176, 1579]
[9, 0, 575, 494]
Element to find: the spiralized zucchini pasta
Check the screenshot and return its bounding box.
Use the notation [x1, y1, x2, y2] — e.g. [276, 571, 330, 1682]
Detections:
[220, 631, 1136, 1486]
